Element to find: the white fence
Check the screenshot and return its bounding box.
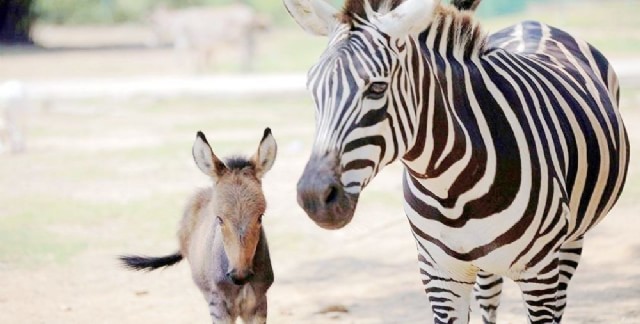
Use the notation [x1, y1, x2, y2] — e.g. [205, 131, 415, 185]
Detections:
[8, 59, 640, 101]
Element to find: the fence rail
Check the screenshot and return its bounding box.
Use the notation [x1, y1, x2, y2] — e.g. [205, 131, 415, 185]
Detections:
[4, 59, 640, 101]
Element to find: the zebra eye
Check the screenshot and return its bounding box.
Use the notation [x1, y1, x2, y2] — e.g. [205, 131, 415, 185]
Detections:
[364, 81, 388, 100]
[216, 216, 224, 225]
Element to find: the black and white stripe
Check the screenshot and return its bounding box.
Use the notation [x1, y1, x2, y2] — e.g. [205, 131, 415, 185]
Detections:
[300, 1, 628, 323]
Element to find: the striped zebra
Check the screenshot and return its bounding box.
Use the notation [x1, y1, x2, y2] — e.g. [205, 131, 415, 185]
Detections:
[286, 0, 630, 323]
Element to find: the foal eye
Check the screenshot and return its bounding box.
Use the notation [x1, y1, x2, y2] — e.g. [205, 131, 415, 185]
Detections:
[258, 214, 263, 224]
[216, 216, 223, 225]
[364, 81, 388, 100]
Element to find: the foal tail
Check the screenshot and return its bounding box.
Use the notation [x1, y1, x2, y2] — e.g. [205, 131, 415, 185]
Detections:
[119, 252, 183, 271]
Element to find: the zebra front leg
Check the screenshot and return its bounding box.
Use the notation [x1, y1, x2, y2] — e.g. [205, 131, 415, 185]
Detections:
[207, 290, 234, 324]
[418, 255, 475, 323]
[473, 271, 503, 324]
[516, 258, 560, 324]
[555, 237, 584, 322]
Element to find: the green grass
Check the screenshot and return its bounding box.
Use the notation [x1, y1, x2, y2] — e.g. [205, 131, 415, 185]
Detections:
[0, 197, 113, 266]
[0, 225, 86, 266]
[0, 193, 190, 267]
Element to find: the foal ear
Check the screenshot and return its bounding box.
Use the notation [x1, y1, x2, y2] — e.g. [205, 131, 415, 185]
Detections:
[251, 128, 277, 179]
[192, 131, 227, 178]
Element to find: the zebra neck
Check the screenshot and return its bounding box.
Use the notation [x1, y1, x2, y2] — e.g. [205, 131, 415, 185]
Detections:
[401, 36, 487, 193]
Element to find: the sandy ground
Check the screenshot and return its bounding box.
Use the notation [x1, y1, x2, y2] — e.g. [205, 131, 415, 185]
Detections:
[1, 24, 639, 324]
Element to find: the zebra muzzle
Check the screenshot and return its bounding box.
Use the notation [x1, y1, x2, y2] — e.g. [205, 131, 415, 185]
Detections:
[297, 153, 358, 230]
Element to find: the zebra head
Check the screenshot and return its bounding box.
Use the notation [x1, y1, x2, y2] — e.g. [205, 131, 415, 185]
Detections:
[286, 0, 438, 229]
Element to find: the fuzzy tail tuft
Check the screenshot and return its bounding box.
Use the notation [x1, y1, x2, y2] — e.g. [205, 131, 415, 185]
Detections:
[119, 252, 183, 271]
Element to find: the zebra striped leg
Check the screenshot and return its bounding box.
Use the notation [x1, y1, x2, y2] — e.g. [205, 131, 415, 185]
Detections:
[418, 256, 475, 323]
[207, 290, 234, 324]
[516, 258, 560, 324]
[555, 237, 584, 322]
[473, 271, 503, 324]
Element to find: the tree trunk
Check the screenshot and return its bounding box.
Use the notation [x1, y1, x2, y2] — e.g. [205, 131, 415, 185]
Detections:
[0, 0, 34, 44]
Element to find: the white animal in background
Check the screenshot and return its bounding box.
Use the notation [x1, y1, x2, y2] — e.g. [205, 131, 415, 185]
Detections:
[0, 80, 27, 154]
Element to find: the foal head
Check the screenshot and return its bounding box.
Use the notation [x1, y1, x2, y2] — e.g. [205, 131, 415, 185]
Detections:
[192, 128, 277, 285]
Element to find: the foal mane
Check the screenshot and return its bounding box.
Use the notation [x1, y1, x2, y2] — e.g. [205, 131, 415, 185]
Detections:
[224, 156, 255, 171]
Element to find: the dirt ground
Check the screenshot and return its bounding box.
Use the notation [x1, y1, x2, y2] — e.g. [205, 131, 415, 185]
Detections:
[1, 22, 639, 324]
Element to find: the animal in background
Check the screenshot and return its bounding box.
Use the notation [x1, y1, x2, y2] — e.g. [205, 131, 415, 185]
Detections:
[0, 80, 27, 154]
[148, 3, 270, 72]
[120, 128, 277, 324]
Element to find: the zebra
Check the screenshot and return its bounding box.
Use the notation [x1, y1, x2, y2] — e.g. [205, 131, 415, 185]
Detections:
[285, 0, 629, 323]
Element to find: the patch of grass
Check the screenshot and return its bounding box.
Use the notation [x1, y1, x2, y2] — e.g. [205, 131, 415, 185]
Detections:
[0, 191, 191, 267]
[0, 225, 86, 266]
[0, 197, 108, 267]
[254, 29, 328, 73]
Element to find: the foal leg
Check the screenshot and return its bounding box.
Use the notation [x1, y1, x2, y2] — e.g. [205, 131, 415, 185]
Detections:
[242, 294, 267, 324]
[555, 237, 584, 322]
[207, 290, 234, 324]
[473, 271, 503, 324]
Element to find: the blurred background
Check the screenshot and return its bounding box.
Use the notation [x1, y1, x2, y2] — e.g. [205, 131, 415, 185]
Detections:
[0, 0, 639, 323]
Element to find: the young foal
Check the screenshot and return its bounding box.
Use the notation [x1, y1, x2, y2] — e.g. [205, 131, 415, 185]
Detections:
[120, 128, 277, 324]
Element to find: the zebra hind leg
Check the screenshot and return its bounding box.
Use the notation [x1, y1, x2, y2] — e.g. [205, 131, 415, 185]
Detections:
[555, 237, 584, 322]
[473, 271, 503, 324]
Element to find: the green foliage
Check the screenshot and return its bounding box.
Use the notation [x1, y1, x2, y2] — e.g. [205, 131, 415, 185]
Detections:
[476, 0, 527, 18]
[0, 0, 34, 43]
[25, 0, 533, 25]
[32, 0, 298, 25]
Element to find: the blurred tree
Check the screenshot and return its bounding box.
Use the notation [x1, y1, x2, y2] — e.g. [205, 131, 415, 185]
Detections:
[0, 0, 34, 44]
[476, 0, 527, 18]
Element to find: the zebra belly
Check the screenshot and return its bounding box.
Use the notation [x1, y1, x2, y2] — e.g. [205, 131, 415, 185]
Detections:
[405, 181, 570, 279]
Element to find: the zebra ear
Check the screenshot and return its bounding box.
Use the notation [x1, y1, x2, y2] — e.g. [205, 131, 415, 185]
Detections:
[373, 0, 438, 39]
[192, 132, 227, 179]
[251, 128, 277, 179]
[283, 0, 338, 36]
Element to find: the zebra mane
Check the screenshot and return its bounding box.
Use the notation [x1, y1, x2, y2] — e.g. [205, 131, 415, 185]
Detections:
[340, 0, 487, 57]
[432, 2, 486, 57]
[339, 0, 403, 24]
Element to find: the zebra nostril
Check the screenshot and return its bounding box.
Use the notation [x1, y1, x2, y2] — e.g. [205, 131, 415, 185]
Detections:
[324, 185, 339, 205]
